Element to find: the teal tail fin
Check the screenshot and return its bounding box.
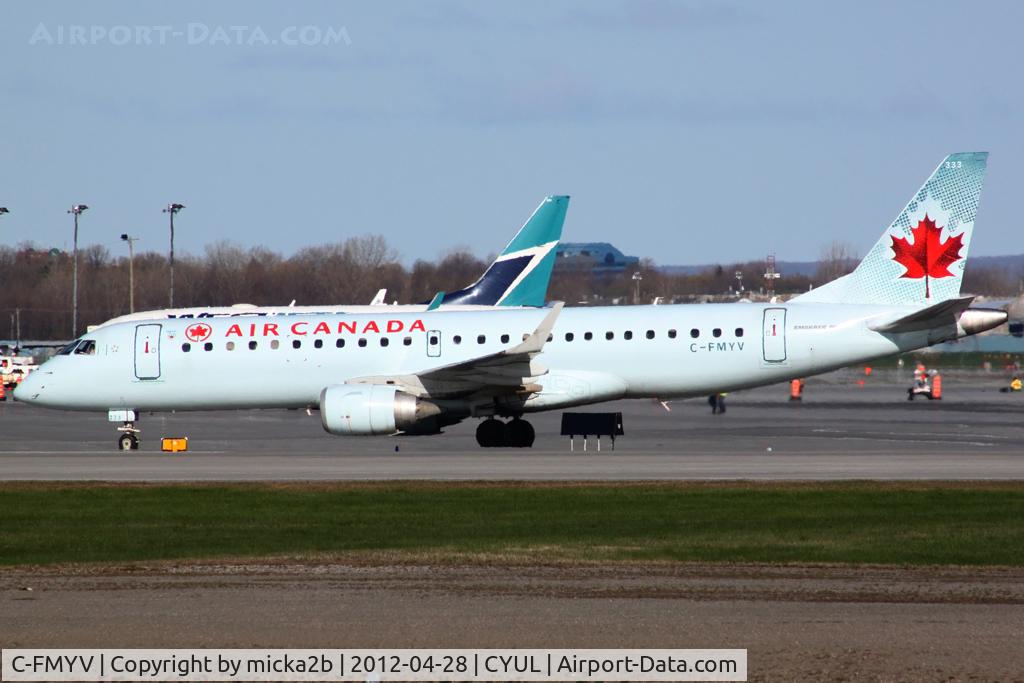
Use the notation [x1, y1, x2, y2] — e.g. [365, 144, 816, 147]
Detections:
[441, 195, 569, 307]
[795, 152, 988, 305]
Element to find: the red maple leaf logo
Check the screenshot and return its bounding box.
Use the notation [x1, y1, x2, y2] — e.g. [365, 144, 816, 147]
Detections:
[185, 323, 212, 343]
[890, 214, 963, 299]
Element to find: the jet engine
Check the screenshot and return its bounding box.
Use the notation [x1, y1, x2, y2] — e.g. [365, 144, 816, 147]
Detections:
[319, 384, 442, 436]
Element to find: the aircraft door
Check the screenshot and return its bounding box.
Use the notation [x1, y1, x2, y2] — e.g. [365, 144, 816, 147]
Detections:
[762, 308, 787, 362]
[426, 329, 441, 357]
[134, 324, 162, 379]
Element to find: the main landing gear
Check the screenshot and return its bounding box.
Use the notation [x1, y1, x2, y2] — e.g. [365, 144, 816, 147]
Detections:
[476, 417, 535, 448]
[116, 421, 140, 451]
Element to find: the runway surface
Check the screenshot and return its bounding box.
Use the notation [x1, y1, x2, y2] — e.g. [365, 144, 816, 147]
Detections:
[2, 377, 1024, 480]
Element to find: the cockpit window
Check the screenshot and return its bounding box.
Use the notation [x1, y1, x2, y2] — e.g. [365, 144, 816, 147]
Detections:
[57, 340, 79, 355]
[74, 340, 97, 355]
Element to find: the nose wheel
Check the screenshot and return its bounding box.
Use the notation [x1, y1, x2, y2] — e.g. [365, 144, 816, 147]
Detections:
[117, 422, 140, 451]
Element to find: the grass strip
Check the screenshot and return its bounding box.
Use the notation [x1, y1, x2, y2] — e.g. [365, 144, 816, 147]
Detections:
[1, 481, 1022, 567]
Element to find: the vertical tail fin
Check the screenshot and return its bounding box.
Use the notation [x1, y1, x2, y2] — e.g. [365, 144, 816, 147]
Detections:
[441, 195, 569, 307]
[794, 152, 988, 305]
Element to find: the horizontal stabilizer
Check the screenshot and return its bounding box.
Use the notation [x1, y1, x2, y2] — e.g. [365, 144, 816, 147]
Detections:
[869, 296, 974, 333]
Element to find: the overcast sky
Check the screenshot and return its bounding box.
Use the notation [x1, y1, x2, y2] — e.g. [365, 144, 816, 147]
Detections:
[2, 1, 1022, 266]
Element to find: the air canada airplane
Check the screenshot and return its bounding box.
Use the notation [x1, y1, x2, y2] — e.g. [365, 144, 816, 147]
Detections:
[17, 153, 1006, 450]
[94, 195, 570, 329]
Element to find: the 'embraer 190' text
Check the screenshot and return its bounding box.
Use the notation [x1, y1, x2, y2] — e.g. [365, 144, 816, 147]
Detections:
[224, 319, 426, 337]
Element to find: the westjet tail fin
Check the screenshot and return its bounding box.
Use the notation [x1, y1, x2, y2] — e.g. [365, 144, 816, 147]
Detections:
[794, 153, 988, 305]
[440, 195, 569, 307]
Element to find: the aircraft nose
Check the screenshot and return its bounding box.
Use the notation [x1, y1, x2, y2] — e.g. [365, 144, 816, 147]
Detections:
[12, 370, 46, 404]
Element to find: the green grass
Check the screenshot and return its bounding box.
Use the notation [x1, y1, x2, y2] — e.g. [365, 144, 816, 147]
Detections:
[1, 482, 1023, 567]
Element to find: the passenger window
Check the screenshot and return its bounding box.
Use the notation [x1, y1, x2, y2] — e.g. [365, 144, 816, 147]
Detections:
[646, 330, 655, 340]
[226, 341, 235, 351]
[270, 340, 279, 350]
[690, 329, 699, 338]
[380, 338, 389, 347]
[429, 335, 438, 346]
[501, 334, 510, 343]
[735, 328, 744, 337]
[624, 331, 633, 340]
[181, 343, 191, 352]
[477, 335, 486, 344]
[565, 332, 574, 342]
[359, 338, 368, 347]
[336, 338, 345, 348]
[75, 340, 96, 355]
[292, 340, 301, 349]
[713, 328, 722, 338]
[453, 335, 462, 344]
[403, 337, 412, 346]
[584, 332, 593, 340]
[314, 339, 323, 349]
[249, 341, 258, 350]
[606, 331, 614, 340]
[204, 342, 213, 351]
[668, 329, 677, 339]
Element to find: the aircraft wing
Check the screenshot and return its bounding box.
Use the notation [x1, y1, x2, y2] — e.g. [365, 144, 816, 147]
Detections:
[868, 296, 974, 333]
[348, 303, 563, 398]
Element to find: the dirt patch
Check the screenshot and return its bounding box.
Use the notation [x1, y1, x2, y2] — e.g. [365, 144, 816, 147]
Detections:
[3, 561, 1022, 680]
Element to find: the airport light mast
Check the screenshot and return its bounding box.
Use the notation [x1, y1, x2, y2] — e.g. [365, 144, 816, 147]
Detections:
[121, 233, 140, 313]
[68, 204, 89, 337]
[764, 253, 781, 297]
[632, 271, 643, 305]
[163, 203, 185, 307]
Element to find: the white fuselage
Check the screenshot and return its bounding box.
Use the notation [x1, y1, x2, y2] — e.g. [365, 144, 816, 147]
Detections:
[18, 302, 952, 414]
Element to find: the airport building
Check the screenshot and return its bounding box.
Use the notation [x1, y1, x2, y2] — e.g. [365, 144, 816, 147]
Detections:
[554, 242, 640, 275]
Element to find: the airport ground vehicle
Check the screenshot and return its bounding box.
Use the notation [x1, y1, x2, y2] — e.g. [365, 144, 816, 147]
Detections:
[16, 154, 1006, 449]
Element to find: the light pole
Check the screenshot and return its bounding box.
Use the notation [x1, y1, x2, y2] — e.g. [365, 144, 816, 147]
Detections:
[632, 271, 643, 305]
[68, 204, 89, 337]
[121, 233, 139, 313]
[163, 203, 185, 307]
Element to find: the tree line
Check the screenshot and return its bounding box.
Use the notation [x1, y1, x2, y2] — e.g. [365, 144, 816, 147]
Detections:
[1, 237, 1020, 341]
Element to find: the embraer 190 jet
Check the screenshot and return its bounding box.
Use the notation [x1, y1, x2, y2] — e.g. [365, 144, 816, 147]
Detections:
[17, 153, 1006, 449]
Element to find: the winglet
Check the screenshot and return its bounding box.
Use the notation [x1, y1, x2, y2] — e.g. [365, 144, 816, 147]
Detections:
[425, 291, 446, 311]
[510, 302, 563, 354]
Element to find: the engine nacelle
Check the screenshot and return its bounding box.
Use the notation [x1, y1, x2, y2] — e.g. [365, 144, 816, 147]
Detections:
[319, 384, 440, 436]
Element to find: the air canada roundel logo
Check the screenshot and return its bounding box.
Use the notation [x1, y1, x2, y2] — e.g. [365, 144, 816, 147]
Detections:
[185, 322, 213, 343]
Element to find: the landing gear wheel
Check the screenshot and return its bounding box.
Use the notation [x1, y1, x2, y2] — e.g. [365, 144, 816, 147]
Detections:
[507, 419, 535, 448]
[476, 418, 509, 448]
[118, 433, 139, 451]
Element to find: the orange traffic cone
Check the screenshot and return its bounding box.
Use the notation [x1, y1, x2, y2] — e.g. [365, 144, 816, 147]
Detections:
[789, 379, 803, 401]
[932, 373, 942, 399]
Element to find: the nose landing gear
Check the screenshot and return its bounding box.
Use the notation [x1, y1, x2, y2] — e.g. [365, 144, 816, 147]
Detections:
[109, 410, 140, 451]
[476, 417, 535, 448]
[117, 423, 140, 451]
